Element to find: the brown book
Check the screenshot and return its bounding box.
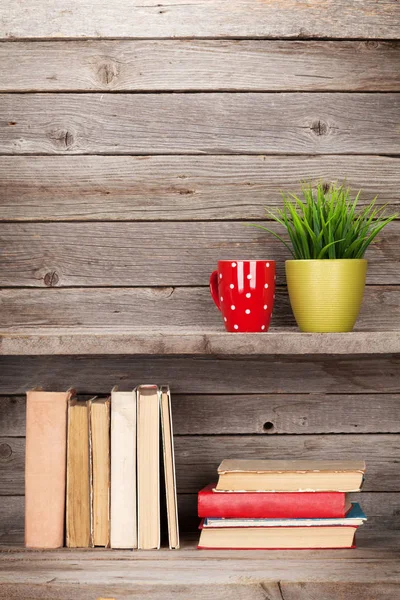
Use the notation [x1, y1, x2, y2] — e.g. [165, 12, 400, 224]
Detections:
[90, 397, 111, 547]
[25, 389, 73, 548]
[66, 399, 92, 548]
[216, 459, 366, 492]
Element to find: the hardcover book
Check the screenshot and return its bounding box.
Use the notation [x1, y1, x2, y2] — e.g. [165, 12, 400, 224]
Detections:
[216, 459, 365, 492]
[25, 389, 73, 548]
[90, 397, 111, 547]
[66, 399, 92, 548]
[161, 385, 180, 549]
[137, 385, 160, 550]
[198, 484, 352, 519]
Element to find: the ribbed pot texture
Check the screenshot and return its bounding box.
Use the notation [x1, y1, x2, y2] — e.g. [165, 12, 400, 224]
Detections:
[285, 259, 368, 333]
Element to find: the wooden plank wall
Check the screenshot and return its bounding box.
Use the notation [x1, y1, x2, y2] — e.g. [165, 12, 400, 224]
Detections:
[0, 2, 399, 544]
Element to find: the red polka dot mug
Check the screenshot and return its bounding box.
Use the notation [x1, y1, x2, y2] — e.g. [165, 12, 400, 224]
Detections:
[210, 260, 276, 332]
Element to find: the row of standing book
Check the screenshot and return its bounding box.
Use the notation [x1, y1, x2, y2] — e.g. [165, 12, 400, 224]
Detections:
[198, 459, 367, 549]
[25, 386, 179, 550]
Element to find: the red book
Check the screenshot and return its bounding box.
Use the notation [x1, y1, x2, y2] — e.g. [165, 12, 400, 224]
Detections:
[198, 484, 351, 519]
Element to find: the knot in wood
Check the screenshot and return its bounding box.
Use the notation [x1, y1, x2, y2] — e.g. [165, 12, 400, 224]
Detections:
[366, 41, 380, 50]
[311, 120, 328, 136]
[44, 271, 59, 287]
[49, 128, 75, 149]
[0, 443, 12, 460]
[97, 60, 119, 85]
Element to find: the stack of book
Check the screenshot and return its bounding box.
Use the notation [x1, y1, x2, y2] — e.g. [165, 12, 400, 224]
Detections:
[198, 459, 367, 549]
[25, 385, 179, 550]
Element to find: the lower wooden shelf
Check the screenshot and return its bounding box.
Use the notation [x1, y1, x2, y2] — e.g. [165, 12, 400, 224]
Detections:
[1, 531, 399, 599]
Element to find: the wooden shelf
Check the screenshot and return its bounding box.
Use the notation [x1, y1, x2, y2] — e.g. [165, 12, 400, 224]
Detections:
[0, 328, 399, 356]
[1, 532, 399, 599]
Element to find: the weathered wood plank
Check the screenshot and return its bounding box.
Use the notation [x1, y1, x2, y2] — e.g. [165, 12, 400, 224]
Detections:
[0, 583, 278, 600]
[0, 492, 397, 547]
[1, 434, 400, 494]
[0, 355, 398, 395]
[1, 286, 399, 333]
[1, 155, 399, 222]
[3, 392, 400, 437]
[0, 221, 399, 287]
[1, 330, 400, 357]
[0, 582, 398, 600]
[2, 41, 400, 92]
[1, 0, 399, 39]
[1, 93, 399, 155]
[0, 537, 399, 587]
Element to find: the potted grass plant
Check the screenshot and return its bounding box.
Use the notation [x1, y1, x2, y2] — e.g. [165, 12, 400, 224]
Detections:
[251, 182, 397, 332]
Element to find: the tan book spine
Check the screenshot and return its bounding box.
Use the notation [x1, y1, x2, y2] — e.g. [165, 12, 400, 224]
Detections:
[25, 390, 73, 548]
[66, 399, 92, 548]
[90, 397, 111, 547]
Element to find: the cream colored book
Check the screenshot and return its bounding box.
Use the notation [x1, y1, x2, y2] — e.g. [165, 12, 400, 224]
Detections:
[90, 397, 111, 547]
[110, 387, 137, 549]
[198, 525, 359, 549]
[161, 386, 179, 550]
[216, 459, 366, 492]
[137, 385, 160, 550]
[66, 399, 92, 548]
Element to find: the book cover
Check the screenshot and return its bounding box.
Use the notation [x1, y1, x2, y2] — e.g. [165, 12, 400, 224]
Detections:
[137, 384, 160, 550]
[216, 459, 365, 492]
[110, 387, 137, 549]
[203, 503, 366, 528]
[161, 385, 180, 549]
[198, 484, 351, 519]
[66, 399, 92, 548]
[90, 397, 111, 547]
[25, 389, 74, 548]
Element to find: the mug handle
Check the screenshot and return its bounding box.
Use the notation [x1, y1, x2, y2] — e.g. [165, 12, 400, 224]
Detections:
[209, 270, 221, 311]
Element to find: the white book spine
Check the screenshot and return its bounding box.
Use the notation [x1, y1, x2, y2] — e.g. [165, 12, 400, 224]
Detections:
[110, 390, 137, 549]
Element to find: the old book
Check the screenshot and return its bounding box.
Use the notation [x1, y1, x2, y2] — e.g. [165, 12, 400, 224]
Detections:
[216, 460, 366, 492]
[66, 399, 92, 548]
[199, 504, 366, 549]
[198, 484, 352, 519]
[90, 397, 111, 547]
[25, 389, 73, 548]
[203, 503, 366, 528]
[161, 385, 179, 549]
[110, 387, 137, 549]
[137, 385, 160, 550]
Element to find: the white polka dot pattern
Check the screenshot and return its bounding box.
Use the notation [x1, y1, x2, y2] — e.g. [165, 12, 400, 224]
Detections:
[261, 325, 266, 330]
[264, 305, 268, 310]
[266, 262, 270, 267]
[245, 309, 251, 314]
[230, 284, 234, 289]
[265, 283, 269, 288]
[247, 274, 252, 279]
[234, 324, 239, 330]
[232, 262, 237, 267]
[246, 293, 251, 298]
[231, 305, 236, 310]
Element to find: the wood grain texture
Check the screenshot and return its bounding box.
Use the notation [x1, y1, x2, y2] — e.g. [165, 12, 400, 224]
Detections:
[3, 392, 400, 436]
[1, 155, 399, 222]
[1, 93, 399, 155]
[0, 355, 398, 395]
[1, 434, 400, 494]
[1, 0, 399, 39]
[1, 330, 400, 356]
[2, 41, 400, 92]
[0, 492, 397, 546]
[0, 221, 399, 287]
[1, 286, 399, 332]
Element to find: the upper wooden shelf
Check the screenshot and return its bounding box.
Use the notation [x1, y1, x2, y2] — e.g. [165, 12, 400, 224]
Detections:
[0, 328, 398, 356]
